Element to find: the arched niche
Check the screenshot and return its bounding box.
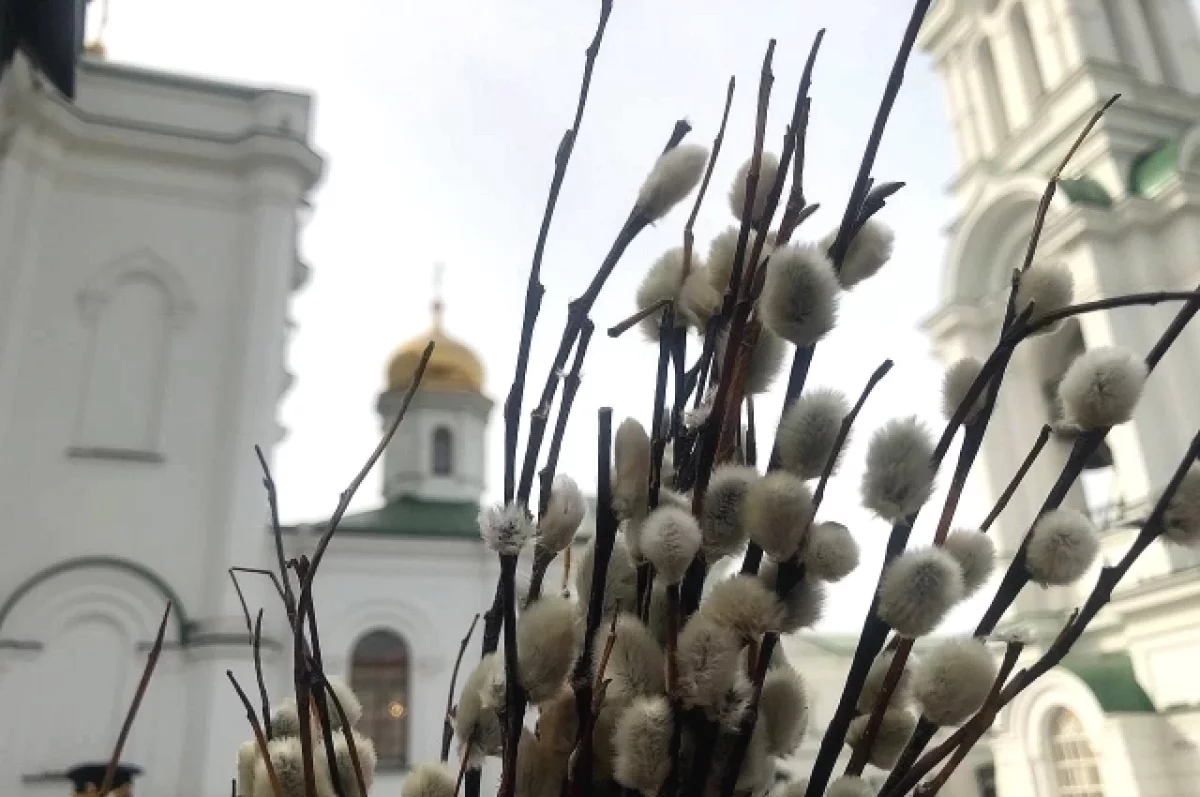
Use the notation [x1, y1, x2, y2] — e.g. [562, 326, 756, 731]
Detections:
[349, 629, 412, 771]
[72, 249, 195, 460]
[944, 177, 1071, 304]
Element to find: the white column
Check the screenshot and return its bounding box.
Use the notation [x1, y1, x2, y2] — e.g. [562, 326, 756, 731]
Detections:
[1148, 0, 1200, 92]
[945, 51, 982, 166]
[1024, 0, 1071, 88]
[1111, 0, 1166, 82]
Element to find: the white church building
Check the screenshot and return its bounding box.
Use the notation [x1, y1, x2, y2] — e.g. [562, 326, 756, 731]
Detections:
[5, 1, 1200, 796]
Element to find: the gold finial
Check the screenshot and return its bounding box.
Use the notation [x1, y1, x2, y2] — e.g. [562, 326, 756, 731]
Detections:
[431, 262, 445, 331]
[84, 0, 111, 58]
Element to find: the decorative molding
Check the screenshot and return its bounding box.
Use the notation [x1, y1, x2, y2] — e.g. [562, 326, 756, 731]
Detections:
[77, 247, 196, 331]
[66, 446, 165, 464]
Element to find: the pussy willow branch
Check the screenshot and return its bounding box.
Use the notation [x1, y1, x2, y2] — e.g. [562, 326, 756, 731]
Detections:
[812, 359, 893, 511]
[230, 566, 288, 615]
[322, 680, 367, 797]
[568, 408, 616, 797]
[253, 611, 273, 741]
[981, 425, 1052, 532]
[228, 670, 284, 797]
[684, 75, 736, 278]
[300, 558, 348, 797]
[441, 613, 481, 762]
[844, 636, 914, 776]
[608, 298, 671, 338]
[497, 551, 524, 797]
[526, 320, 596, 605]
[256, 445, 296, 624]
[649, 303, 677, 512]
[504, 0, 613, 504]
[99, 602, 171, 797]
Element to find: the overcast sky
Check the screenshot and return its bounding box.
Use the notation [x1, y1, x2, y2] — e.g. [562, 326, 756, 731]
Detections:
[97, 0, 1016, 629]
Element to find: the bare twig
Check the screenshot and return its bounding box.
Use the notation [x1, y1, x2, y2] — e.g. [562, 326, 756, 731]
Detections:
[228, 670, 284, 797]
[253, 611, 273, 741]
[442, 614, 482, 761]
[256, 444, 296, 623]
[231, 567, 289, 613]
[812, 359, 893, 512]
[99, 603, 171, 796]
[498, 551, 525, 797]
[844, 637, 914, 776]
[980, 425, 1052, 532]
[607, 298, 671, 338]
[682, 75, 736, 279]
[229, 569, 254, 635]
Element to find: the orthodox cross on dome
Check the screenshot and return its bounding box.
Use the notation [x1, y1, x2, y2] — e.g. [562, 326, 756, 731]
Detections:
[431, 262, 445, 331]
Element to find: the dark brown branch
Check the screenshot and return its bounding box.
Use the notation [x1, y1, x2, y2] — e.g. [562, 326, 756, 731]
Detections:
[812, 359, 893, 512]
[229, 568, 254, 635]
[498, 552, 525, 797]
[230, 567, 289, 614]
[504, 0, 613, 503]
[99, 603, 171, 796]
[301, 564, 347, 797]
[253, 611, 273, 741]
[649, 303, 677, 513]
[981, 425, 1052, 532]
[607, 298, 671, 338]
[442, 614, 482, 761]
[322, 679, 367, 797]
[682, 75, 736, 280]
[227, 669, 284, 797]
[845, 637, 914, 776]
[256, 444, 296, 623]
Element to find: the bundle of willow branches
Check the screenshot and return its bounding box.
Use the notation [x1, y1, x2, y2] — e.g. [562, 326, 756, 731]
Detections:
[83, 3, 1200, 797]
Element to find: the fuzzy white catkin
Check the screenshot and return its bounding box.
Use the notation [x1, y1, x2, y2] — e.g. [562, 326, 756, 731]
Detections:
[237, 740, 258, 797]
[761, 244, 840, 347]
[271, 697, 302, 739]
[635, 144, 709, 222]
[334, 730, 376, 797]
[912, 638, 997, 726]
[1165, 465, 1200, 546]
[776, 387, 850, 480]
[701, 465, 756, 560]
[772, 779, 809, 797]
[613, 417, 652, 522]
[707, 225, 775, 294]
[715, 324, 787, 395]
[1015, 262, 1073, 330]
[943, 529, 996, 596]
[254, 737, 331, 797]
[729, 152, 780, 223]
[759, 559, 826, 632]
[515, 729, 567, 797]
[576, 534, 639, 616]
[878, 547, 964, 637]
[326, 677, 364, 729]
[455, 653, 506, 763]
[641, 506, 702, 584]
[538, 687, 579, 755]
[846, 709, 917, 769]
[941, 356, 986, 423]
[595, 613, 666, 701]
[743, 472, 814, 560]
[861, 416, 937, 521]
[857, 650, 915, 713]
[826, 776, 875, 797]
[802, 521, 859, 582]
[702, 575, 782, 639]
[822, 218, 894, 290]
[517, 595, 577, 702]
[1058, 346, 1148, 430]
[1026, 508, 1099, 585]
[478, 502, 533, 556]
[676, 613, 739, 709]
[760, 665, 808, 756]
[715, 670, 755, 732]
[613, 696, 675, 795]
[401, 763, 456, 797]
[539, 474, 585, 552]
[635, 247, 722, 338]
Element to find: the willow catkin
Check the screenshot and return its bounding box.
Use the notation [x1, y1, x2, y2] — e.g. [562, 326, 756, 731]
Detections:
[776, 387, 850, 480]
[271, 698, 302, 740]
[515, 729, 567, 797]
[539, 474, 586, 552]
[802, 521, 859, 582]
[715, 323, 787, 395]
[635, 247, 722, 337]
[517, 595, 577, 702]
[700, 575, 782, 639]
[943, 528, 996, 595]
[576, 533, 638, 617]
[400, 763, 456, 797]
[537, 687, 578, 755]
[455, 653, 506, 764]
[676, 614, 739, 710]
[613, 696, 674, 796]
[635, 143, 709, 222]
[861, 416, 937, 521]
[760, 664, 808, 756]
[941, 356, 986, 423]
[715, 669, 755, 732]
[877, 547, 964, 637]
[700, 464, 756, 560]
[822, 218, 894, 290]
[1058, 346, 1147, 430]
[478, 502, 533, 556]
[760, 558, 826, 632]
[641, 506, 702, 584]
[254, 737, 332, 797]
[728, 152, 780, 223]
[857, 649, 915, 713]
[333, 730, 376, 797]
[912, 638, 997, 726]
[760, 243, 840, 347]
[846, 708, 917, 769]
[1165, 465, 1200, 546]
[613, 417, 651, 521]
[826, 776, 874, 797]
[594, 613, 666, 701]
[706, 225, 775, 294]
[1015, 262, 1073, 331]
[743, 471, 814, 560]
[237, 740, 258, 797]
[1025, 508, 1099, 586]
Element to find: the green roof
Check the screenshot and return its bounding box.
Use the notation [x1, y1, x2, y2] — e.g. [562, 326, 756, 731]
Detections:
[1129, 139, 1180, 197]
[1058, 176, 1113, 208]
[328, 496, 483, 540]
[1063, 651, 1155, 713]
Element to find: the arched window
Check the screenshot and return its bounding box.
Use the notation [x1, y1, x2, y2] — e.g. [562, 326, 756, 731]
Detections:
[1046, 708, 1104, 797]
[432, 426, 454, 476]
[349, 630, 410, 770]
[977, 38, 1010, 149]
[1011, 3, 1046, 103]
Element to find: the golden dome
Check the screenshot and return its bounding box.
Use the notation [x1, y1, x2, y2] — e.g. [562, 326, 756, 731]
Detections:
[386, 295, 485, 394]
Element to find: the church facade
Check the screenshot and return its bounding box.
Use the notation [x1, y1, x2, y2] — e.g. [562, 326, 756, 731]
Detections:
[917, 0, 1200, 795]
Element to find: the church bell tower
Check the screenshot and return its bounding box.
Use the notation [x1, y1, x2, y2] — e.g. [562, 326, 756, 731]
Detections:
[919, 0, 1200, 619]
